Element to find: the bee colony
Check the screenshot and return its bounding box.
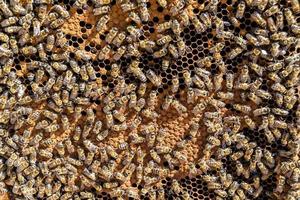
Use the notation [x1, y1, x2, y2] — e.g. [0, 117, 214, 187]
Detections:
[0, 0, 299, 199]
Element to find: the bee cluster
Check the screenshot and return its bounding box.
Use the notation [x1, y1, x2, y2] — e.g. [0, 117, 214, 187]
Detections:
[0, 0, 299, 199]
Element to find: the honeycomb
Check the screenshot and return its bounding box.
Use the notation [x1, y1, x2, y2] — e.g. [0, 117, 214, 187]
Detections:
[0, 0, 299, 199]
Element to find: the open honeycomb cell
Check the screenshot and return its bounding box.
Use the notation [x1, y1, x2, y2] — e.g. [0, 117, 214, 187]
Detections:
[0, 0, 299, 199]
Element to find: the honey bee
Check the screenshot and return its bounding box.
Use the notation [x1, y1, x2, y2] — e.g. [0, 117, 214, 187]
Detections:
[50, 5, 69, 18]
[129, 131, 144, 145]
[197, 57, 213, 69]
[168, 77, 179, 94]
[153, 45, 168, 58]
[251, 12, 267, 27]
[228, 47, 243, 59]
[127, 25, 142, 41]
[105, 145, 118, 160]
[75, 148, 86, 162]
[266, 72, 281, 84]
[271, 107, 289, 116]
[96, 15, 110, 33]
[271, 32, 288, 43]
[112, 171, 125, 183]
[171, 180, 182, 194]
[291, 0, 300, 13]
[258, 161, 270, 180]
[96, 0, 111, 5]
[217, 91, 234, 100]
[133, 98, 146, 112]
[270, 42, 283, 58]
[207, 98, 225, 111]
[263, 5, 280, 17]
[228, 15, 240, 28]
[144, 160, 157, 175]
[216, 147, 232, 159]
[172, 99, 187, 114]
[149, 149, 161, 163]
[263, 128, 275, 144]
[174, 138, 189, 150]
[96, 130, 109, 141]
[0, 0, 13, 17]
[267, 61, 283, 72]
[243, 115, 257, 131]
[4, 25, 22, 34]
[291, 168, 300, 183]
[263, 149, 275, 168]
[70, 125, 81, 141]
[39, 149, 53, 159]
[279, 64, 294, 78]
[191, 16, 207, 33]
[98, 45, 111, 60]
[6, 152, 18, 167]
[110, 188, 125, 198]
[145, 131, 155, 148]
[20, 46, 37, 56]
[228, 181, 239, 196]
[179, 69, 193, 88]
[235, 160, 245, 176]
[273, 119, 287, 129]
[127, 61, 146, 83]
[139, 3, 150, 22]
[206, 135, 221, 146]
[156, 34, 172, 46]
[156, 21, 172, 35]
[121, 150, 135, 167]
[214, 189, 228, 198]
[111, 46, 126, 61]
[229, 150, 244, 161]
[82, 140, 97, 153]
[234, 189, 247, 199]
[80, 191, 96, 200]
[286, 69, 300, 88]
[272, 175, 285, 194]
[127, 43, 141, 57]
[247, 92, 262, 105]
[208, 42, 224, 56]
[127, 187, 140, 199]
[1, 16, 18, 28]
[198, 12, 211, 28]
[173, 38, 186, 56]
[207, 182, 222, 190]
[50, 17, 65, 29]
[117, 142, 128, 151]
[213, 15, 224, 34]
[271, 83, 287, 94]
[112, 32, 126, 47]
[145, 90, 157, 107]
[168, 19, 181, 36]
[266, 17, 278, 34]
[139, 40, 155, 53]
[235, 1, 246, 18]
[127, 12, 141, 25]
[103, 100, 115, 114]
[216, 170, 231, 188]
[146, 69, 161, 87]
[184, 88, 197, 105]
[0, 33, 10, 47]
[93, 5, 110, 15]
[167, 43, 178, 58]
[157, 0, 167, 7]
[157, 188, 166, 200]
[233, 103, 251, 114]
[128, 92, 137, 109]
[219, 74, 233, 92]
